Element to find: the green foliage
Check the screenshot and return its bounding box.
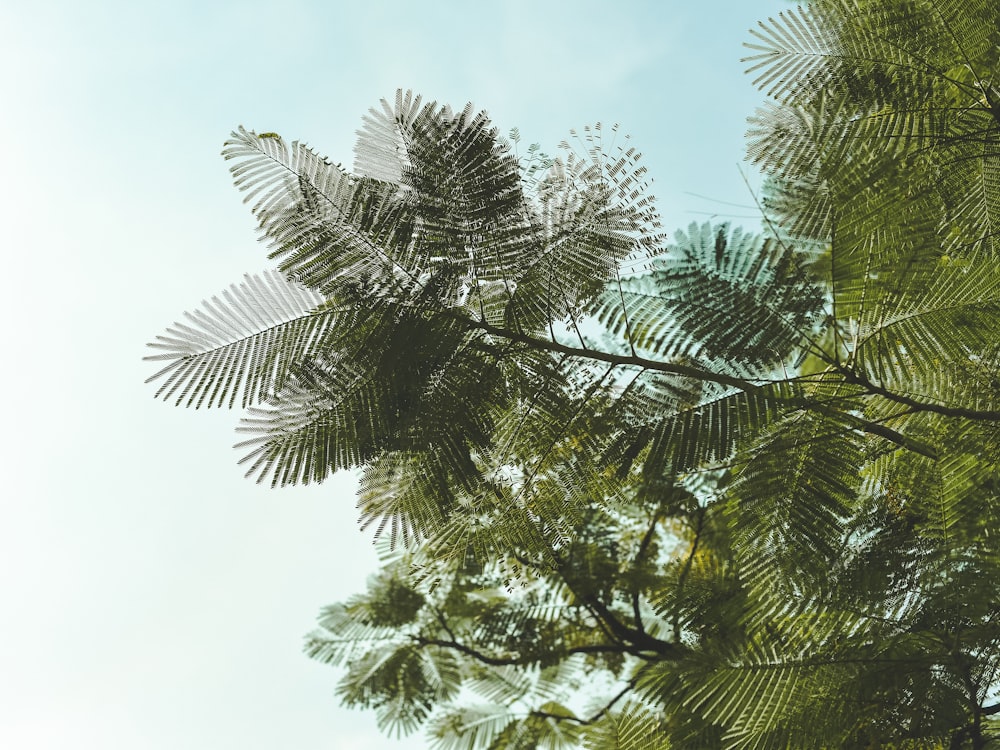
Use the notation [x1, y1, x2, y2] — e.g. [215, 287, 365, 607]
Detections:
[148, 1, 1000, 746]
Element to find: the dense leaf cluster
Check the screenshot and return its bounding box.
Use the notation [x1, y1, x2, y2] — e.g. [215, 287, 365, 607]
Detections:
[148, 1, 1000, 747]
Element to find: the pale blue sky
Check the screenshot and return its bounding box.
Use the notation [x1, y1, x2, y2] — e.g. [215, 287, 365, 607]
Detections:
[1, 1, 785, 747]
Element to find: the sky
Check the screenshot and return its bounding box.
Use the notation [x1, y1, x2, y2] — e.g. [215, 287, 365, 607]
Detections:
[0, 1, 786, 747]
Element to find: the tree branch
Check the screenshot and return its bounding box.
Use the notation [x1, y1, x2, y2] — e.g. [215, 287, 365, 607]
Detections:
[455, 313, 943, 456]
[840, 367, 1000, 422]
[579, 592, 682, 659]
[530, 677, 638, 726]
[631, 499, 668, 635]
[426, 305, 946, 458]
[464, 316, 759, 392]
[981, 702, 1000, 716]
[412, 636, 636, 667]
[673, 504, 707, 641]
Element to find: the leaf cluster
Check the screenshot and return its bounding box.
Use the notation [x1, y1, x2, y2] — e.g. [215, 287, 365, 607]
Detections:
[147, 2, 1000, 746]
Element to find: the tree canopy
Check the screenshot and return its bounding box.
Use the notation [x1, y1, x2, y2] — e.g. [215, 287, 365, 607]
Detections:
[147, 1, 1000, 747]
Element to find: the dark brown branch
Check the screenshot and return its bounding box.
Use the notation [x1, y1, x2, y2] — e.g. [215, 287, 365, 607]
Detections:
[427, 304, 948, 457]
[413, 636, 635, 668]
[465, 316, 759, 392]
[673, 504, 707, 641]
[530, 677, 638, 726]
[631, 499, 669, 634]
[456, 314, 941, 456]
[841, 367, 1000, 423]
[790, 395, 939, 459]
[537, 547, 682, 660]
[580, 592, 681, 659]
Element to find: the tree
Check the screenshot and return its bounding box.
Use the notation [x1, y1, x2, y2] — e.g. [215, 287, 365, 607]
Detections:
[146, 1, 1000, 747]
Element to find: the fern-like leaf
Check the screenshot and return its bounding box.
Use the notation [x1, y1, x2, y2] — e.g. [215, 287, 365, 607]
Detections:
[144, 270, 332, 408]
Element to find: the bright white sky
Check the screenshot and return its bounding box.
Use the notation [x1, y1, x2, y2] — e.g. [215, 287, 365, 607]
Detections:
[0, 1, 786, 747]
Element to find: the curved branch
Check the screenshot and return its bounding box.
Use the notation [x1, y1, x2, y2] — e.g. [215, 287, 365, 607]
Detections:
[463, 316, 760, 392]
[841, 367, 1000, 422]
[459, 312, 942, 456]
[530, 677, 638, 726]
[412, 635, 635, 668]
[673, 504, 707, 641]
[631, 498, 670, 635]
[579, 592, 681, 659]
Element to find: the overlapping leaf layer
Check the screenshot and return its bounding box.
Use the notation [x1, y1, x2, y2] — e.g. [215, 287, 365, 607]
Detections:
[148, 2, 1000, 746]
